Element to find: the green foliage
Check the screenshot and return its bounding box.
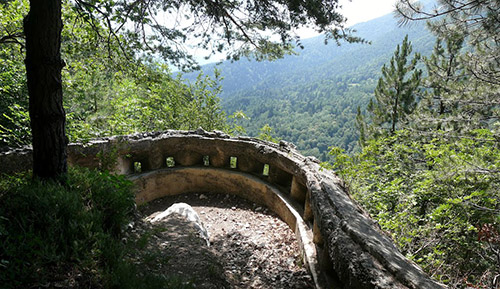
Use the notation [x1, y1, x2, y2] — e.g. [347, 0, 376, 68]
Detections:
[257, 124, 279, 143]
[0, 167, 194, 289]
[60, 4, 229, 139]
[166, 157, 175, 168]
[180, 69, 227, 132]
[96, 145, 121, 172]
[0, 104, 30, 146]
[330, 130, 500, 286]
[0, 1, 230, 147]
[0, 167, 135, 288]
[65, 65, 228, 140]
[335, 2, 500, 285]
[396, 0, 500, 134]
[0, 0, 29, 147]
[230, 156, 238, 169]
[328, 2, 500, 285]
[226, 110, 248, 136]
[364, 35, 422, 138]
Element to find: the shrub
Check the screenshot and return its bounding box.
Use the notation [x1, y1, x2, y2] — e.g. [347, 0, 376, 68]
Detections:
[0, 167, 134, 288]
[329, 129, 500, 286]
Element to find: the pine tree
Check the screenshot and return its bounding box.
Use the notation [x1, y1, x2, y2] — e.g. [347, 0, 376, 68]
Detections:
[396, 0, 500, 133]
[416, 33, 465, 131]
[366, 35, 422, 137]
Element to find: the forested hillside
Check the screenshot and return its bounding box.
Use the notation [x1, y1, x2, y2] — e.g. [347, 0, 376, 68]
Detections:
[190, 12, 434, 159]
[329, 1, 500, 287]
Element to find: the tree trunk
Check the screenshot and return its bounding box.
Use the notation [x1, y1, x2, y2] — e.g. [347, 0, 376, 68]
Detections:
[391, 94, 399, 134]
[24, 0, 67, 180]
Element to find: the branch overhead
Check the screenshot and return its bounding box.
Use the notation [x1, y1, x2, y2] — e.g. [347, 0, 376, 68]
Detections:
[72, 0, 360, 69]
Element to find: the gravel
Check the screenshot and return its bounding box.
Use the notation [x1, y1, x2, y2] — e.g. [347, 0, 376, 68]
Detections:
[136, 192, 315, 289]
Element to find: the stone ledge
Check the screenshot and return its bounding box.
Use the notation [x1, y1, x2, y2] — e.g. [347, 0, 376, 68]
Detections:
[0, 129, 446, 289]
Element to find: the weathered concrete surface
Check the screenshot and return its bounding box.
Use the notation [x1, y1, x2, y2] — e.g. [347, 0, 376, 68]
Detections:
[310, 169, 444, 289]
[0, 130, 446, 289]
[130, 167, 322, 288]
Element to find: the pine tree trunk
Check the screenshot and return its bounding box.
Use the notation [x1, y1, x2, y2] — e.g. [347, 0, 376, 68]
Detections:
[24, 0, 67, 180]
[391, 95, 398, 134]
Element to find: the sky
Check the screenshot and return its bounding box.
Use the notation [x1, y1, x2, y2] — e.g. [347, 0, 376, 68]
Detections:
[341, 0, 396, 26]
[190, 0, 398, 64]
[298, 0, 397, 38]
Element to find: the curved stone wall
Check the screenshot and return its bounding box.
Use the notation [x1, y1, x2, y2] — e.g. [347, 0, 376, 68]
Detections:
[0, 130, 446, 289]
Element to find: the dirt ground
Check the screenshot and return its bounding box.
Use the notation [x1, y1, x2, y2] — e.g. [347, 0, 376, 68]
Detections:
[131, 192, 315, 289]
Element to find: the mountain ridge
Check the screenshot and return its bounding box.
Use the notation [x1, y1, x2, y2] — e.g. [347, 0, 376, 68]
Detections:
[185, 11, 435, 159]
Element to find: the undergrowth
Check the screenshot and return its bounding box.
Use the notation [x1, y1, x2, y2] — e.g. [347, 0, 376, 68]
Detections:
[0, 167, 191, 289]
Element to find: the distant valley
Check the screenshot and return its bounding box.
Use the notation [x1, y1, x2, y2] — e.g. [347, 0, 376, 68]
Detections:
[186, 12, 434, 160]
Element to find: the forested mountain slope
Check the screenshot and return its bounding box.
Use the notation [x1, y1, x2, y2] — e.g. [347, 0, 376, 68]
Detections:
[189, 13, 434, 159]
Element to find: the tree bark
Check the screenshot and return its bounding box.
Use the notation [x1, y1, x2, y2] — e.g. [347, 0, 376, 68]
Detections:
[391, 92, 399, 134]
[24, 0, 67, 180]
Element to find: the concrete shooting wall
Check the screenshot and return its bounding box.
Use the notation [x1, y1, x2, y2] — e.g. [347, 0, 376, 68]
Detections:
[0, 129, 446, 289]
